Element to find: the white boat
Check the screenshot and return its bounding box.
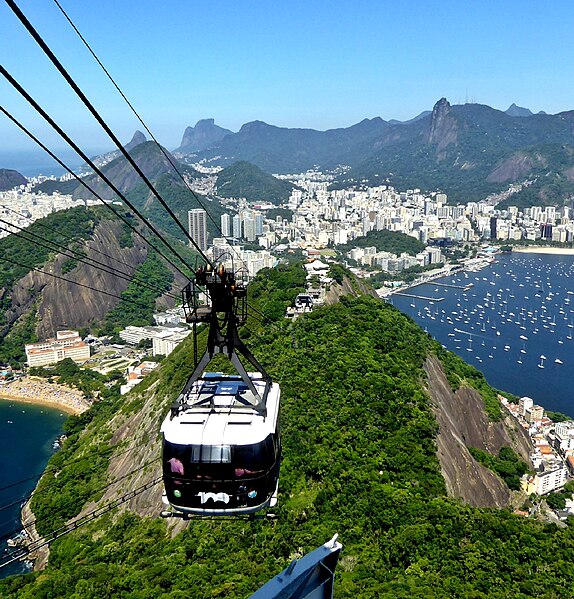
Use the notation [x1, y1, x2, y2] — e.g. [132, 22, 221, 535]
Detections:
[555, 358, 563, 364]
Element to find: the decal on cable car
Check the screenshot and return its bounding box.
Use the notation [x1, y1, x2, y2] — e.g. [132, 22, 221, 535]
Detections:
[197, 491, 231, 504]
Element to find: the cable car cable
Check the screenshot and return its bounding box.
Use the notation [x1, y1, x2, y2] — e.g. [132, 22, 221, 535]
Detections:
[5, 0, 212, 265]
[0, 437, 153, 511]
[0, 201, 155, 280]
[0, 106, 192, 282]
[0, 220, 181, 301]
[0, 439, 161, 536]
[0, 456, 162, 546]
[0, 476, 163, 570]
[0, 255, 164, 311]
[29, 0, 256, 300]
[0, 101, 192, 280]
[51, 0, 228, 242]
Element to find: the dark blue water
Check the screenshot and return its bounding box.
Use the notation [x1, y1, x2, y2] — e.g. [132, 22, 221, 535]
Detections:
[0, 400, 67, 579]
[389, 253, 574, 417]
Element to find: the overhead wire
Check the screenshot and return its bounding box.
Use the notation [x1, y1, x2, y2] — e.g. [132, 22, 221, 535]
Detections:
[0, 201, 149, 277]
[0, 218, 181, 301]
[0, 103, 192, 280]
[0, 456, 162, 550]
[51, 0, 227, 240]
[0, 477, 163, 570]
[5, 0, 212, 264]
[50, 0, 259, 297]
[8, 0, 268, 318]
[0, 254, 163, 311]
[0, 440, 160, 535]
[0, 439, 147, 498]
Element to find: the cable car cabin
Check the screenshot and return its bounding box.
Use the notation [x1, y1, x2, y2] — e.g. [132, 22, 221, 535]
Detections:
[161, 373, 281, 516]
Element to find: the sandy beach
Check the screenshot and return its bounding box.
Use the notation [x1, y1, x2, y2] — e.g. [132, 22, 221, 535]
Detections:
[0, 376, 91, 415]
[513, 246, 574, 255]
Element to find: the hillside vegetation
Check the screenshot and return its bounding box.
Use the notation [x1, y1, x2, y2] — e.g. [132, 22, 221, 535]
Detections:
[215, 160, 297, 205]
[1, 266, 574, 598]
[0, 207, 100, 364]
[338, 229, 425, 256]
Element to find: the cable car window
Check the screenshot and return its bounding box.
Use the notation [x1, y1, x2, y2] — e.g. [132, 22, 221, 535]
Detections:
[191, 445, 231, 463]
[234, 435, 275, 477]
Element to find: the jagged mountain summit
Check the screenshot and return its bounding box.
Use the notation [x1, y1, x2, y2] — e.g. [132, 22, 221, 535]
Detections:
[176, 118, 233, 153]
[124, 130, 147, 151]
[85, 130, 148, 170]
[183, 98, 574, 207]
[505, 103, 534, 117]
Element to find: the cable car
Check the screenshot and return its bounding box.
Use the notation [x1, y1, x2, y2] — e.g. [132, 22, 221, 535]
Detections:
[161, 372, 280, 515]
[160, 261, 281, 517]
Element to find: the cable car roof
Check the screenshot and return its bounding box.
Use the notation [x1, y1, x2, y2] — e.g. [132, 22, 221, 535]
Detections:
[161, 373, 280, 447]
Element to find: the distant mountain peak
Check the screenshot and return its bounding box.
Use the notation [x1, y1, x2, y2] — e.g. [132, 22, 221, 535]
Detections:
[125, 130, 147, 151]
[424, 98, 457, 151]
[177, 119, 232, 153]
[505, 103, 533, 117]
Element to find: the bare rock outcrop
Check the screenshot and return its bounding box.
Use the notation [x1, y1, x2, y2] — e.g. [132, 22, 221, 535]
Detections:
[487, 152, 546, 183]
[423, 98, 458, 158]
[8, 219, 149, 338]
[424, 355, 532, 508]
[323, 275, 378, 306]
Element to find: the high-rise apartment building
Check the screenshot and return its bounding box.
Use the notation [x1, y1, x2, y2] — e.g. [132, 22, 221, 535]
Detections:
[232, 215, 242, 239]
[221, 213, 231, 238]
[188, 209, 208, 251]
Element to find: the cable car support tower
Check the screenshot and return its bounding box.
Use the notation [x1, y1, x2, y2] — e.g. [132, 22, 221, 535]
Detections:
[174, 260, 272, 418]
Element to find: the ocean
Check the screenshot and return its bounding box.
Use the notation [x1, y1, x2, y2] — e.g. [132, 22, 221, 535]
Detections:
[0, 400, 67, 579]
[388, 252, 574, 418]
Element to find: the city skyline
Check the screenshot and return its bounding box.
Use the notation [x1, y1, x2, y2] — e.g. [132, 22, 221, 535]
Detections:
[1, 0, 574, 160]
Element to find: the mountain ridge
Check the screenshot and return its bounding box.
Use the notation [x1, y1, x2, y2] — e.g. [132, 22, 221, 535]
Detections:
[173, 99, 574, 206]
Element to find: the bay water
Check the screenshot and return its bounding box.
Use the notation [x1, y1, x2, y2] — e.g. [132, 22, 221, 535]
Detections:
[0, 400, 67, 579]
[389, 252, 574, 418]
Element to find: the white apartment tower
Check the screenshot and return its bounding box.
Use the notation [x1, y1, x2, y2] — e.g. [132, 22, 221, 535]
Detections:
[188, 209, 208, 251]
[221, 213, 231, 238]
[232, 215, 242, 239]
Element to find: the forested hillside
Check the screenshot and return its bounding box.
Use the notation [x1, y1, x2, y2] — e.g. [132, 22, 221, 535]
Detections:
[338, 229, 425, 256]
[0, 206, 189, 365]
[1, 266, 574, 598]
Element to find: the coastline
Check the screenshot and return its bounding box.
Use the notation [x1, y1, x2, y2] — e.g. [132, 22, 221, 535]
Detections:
[0, 376, 91, 415]
[512, 246, 574, 255]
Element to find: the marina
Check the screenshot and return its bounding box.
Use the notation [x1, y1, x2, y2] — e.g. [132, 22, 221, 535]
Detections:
[389, 252, 574, 417]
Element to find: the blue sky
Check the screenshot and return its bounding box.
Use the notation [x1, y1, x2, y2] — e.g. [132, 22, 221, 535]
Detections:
[1, 0, 574, 160]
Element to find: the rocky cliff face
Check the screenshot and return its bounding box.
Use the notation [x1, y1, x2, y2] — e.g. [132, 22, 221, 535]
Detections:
[486, 152, 544, 183]
[177, 119, 232, 153]
[424, 356, 532, 508]
[7, 219, 149, 338]
[423, 98, 459, 158]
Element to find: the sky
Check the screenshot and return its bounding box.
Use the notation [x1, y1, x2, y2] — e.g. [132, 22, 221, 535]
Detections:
[1, 0, 574, 167]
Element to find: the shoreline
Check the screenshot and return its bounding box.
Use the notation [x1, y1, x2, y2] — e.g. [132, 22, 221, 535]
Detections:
[512, 246, 574, 255]
[0, 376, 91, 416]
